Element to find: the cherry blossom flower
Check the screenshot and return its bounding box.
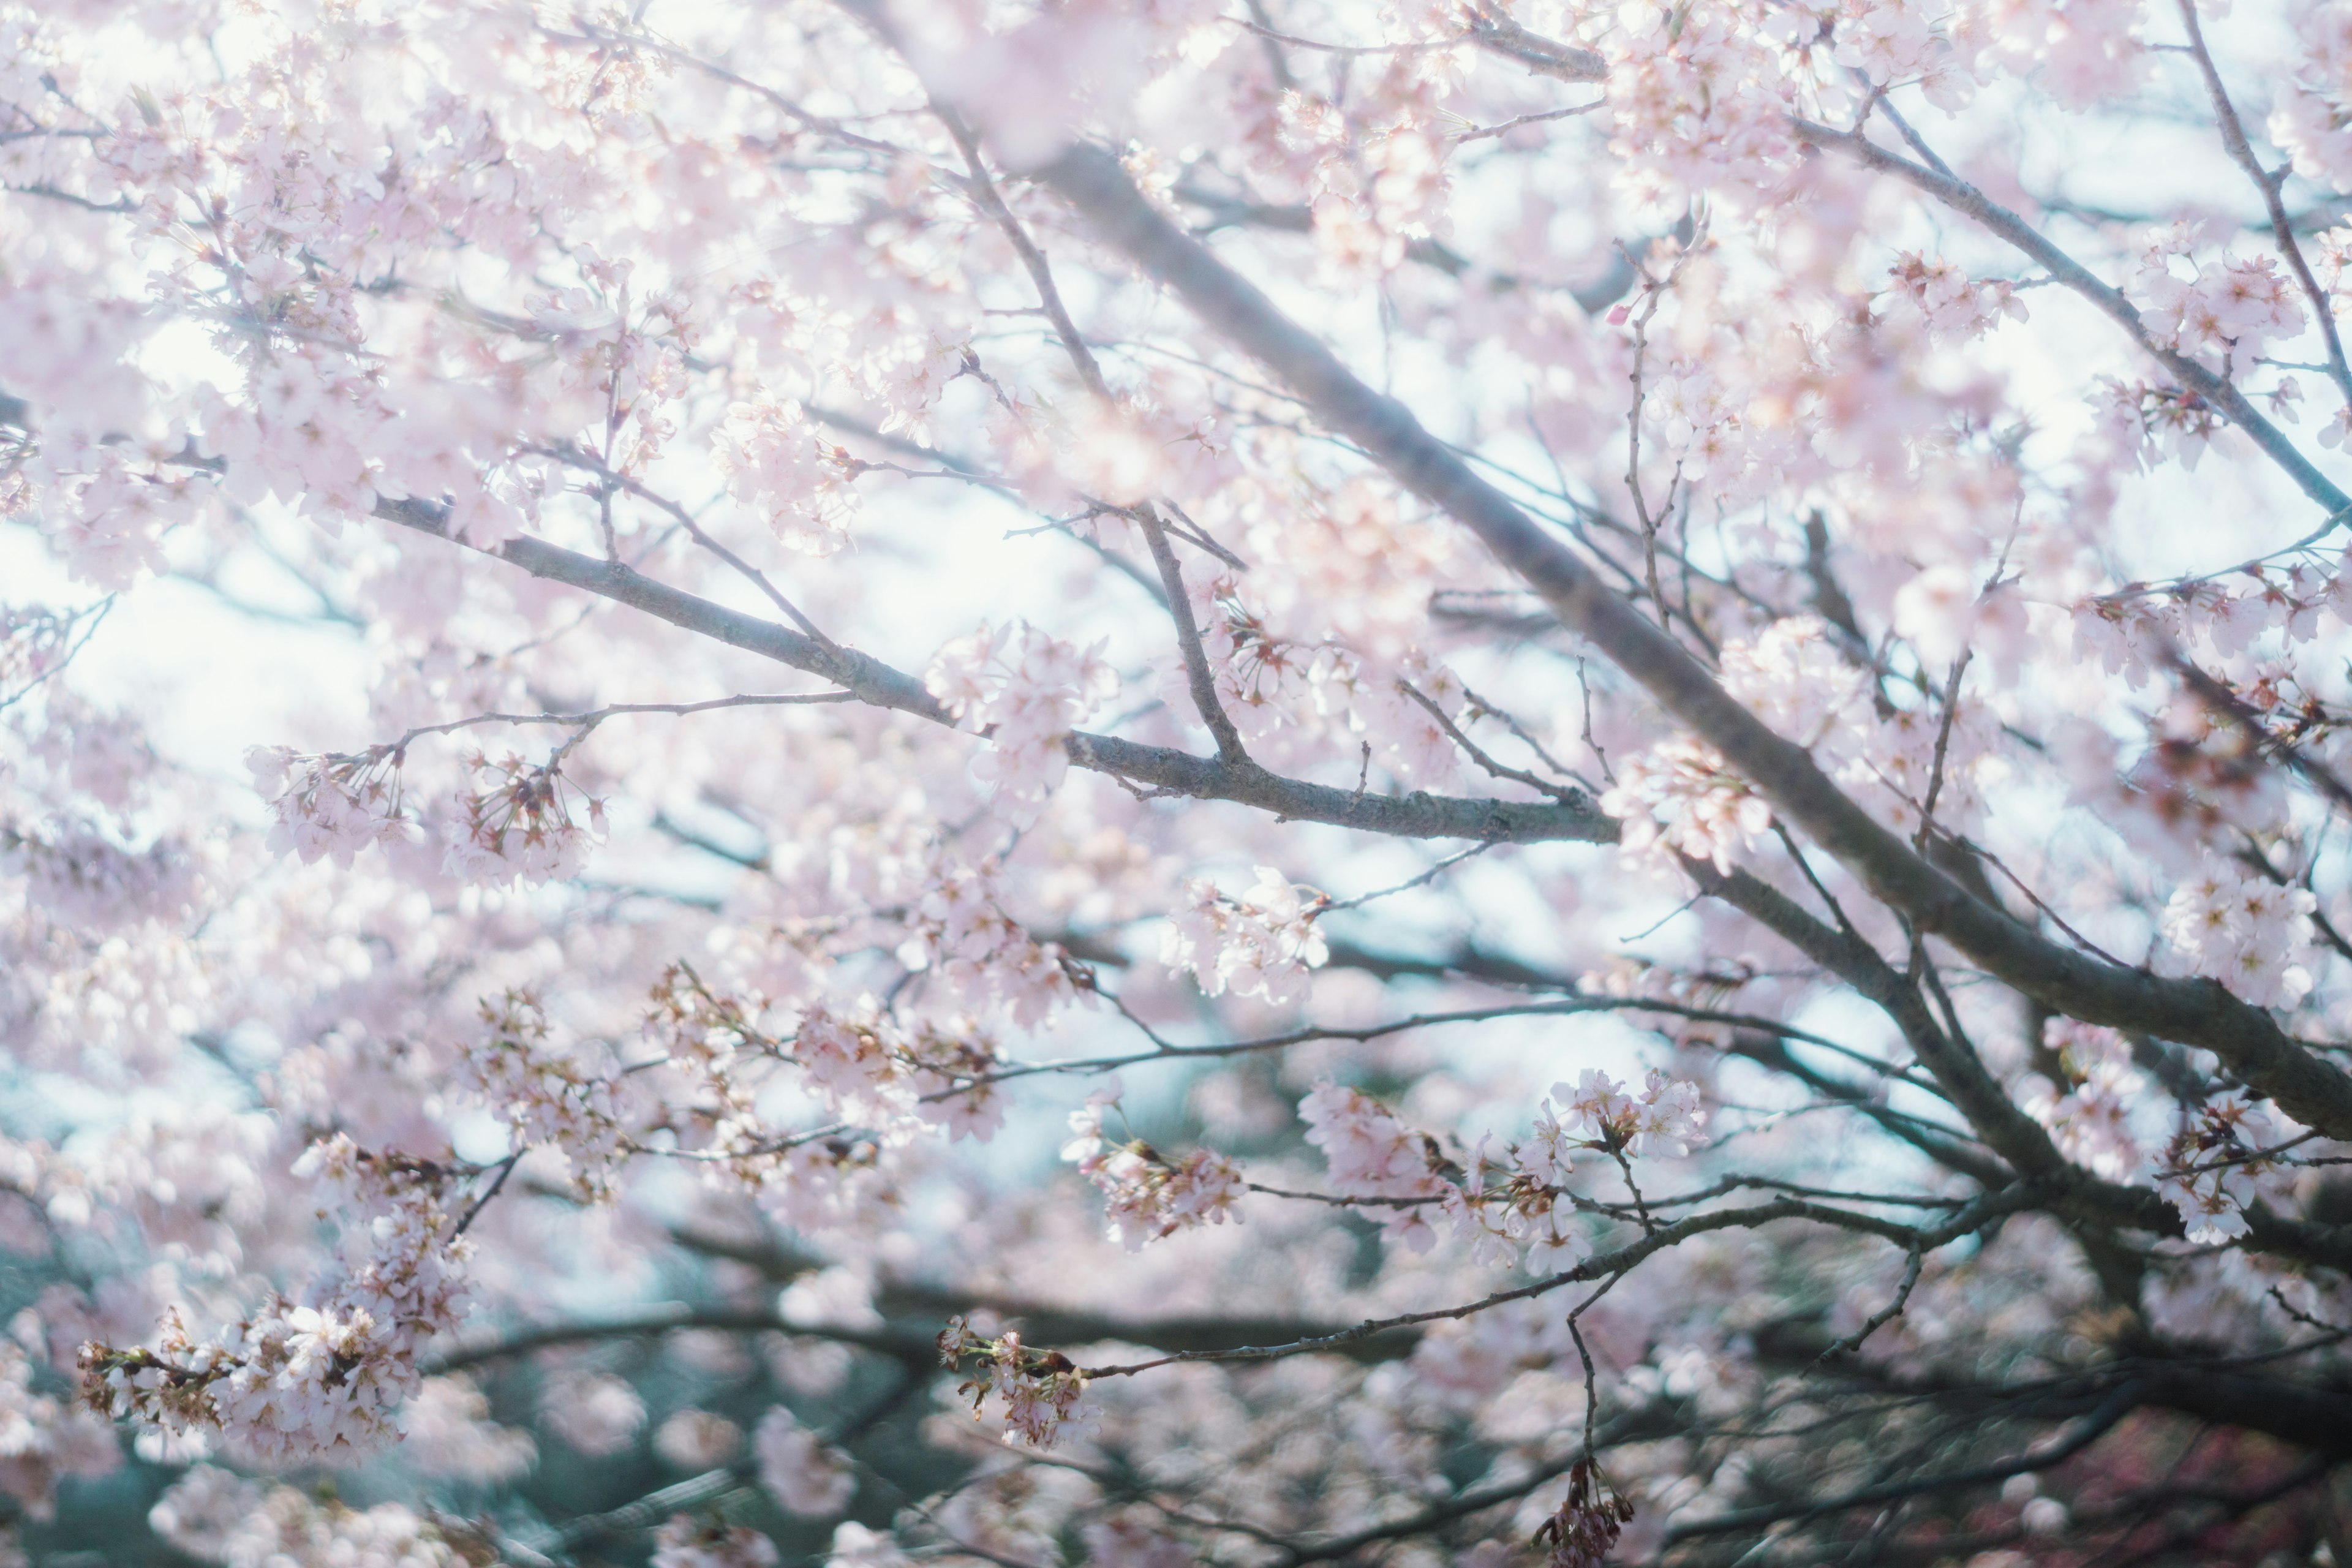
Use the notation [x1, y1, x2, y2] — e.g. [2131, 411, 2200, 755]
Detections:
[1159, 865, 1329, 1004]
[1600, 737, 1774, 875]
[654, 1408, 742, 1469]
[1062, 1107, 1246, 1248]
[717, 394, 862, 554]
[442, 749, 606, 886]
[754, 1406, 856, 1516]
[541, 1371, 647, 1458]
[2017, 1021, 2150, 1183]
[938, 1318, 1093, 1449]
[246, 746, 411, 869]
[926, 621, 1118, 827]
[2154, 1093, 2302, 1243]
[2161, 854, 2317, 1009]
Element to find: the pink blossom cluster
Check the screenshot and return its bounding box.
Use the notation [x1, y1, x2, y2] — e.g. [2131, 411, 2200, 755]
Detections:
[717, 394, 862, 555]
[2271, 0, 2352, 192]
[791, 1001, 916, 1119]
[85, 1138, 472, 1467]
[0, 1340, 117, 1518]
[1606, 0, 1796, 207]
[2016, 1021, 2150, 1183]
[151, 1464, 474, 1568]
[926, 620, 1118, 827]
[540, 1370, 646, 1457]
[397, 1374, 535, 1483]
[1882, 252, 2028, 342]
[246, 746, 410, 869]
[938, 1318, 1092, 1448]
[1062, 1105, 1247, 1249]
[2155, 1093, 2302, 1244]
[654, 1408, 741, 1469]
[1298, 1082, 1455, 1252]
[1600, 737, 1774, 875]
[1547, 1069, 1709, 1160]
[2162, 854, 2318, 1009]
[902, 855, 1086, 1028]
[754, 1405, 856, 1516]
[1159, 865, 1330, 1005]
[442, 750, 607, 886]
[2132, 226, 2307, 379]
[459, 991, 627, 1200]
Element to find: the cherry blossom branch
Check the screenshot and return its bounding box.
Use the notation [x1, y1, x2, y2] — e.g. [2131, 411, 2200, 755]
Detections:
[1448, 102, 1603, 144]
[380, 692, 859, 756]
[1316, 840, 1493, 911]
[2173, 0, 2352, 408]
[1031, 141, 2352, 1142]
[1461, 6, 1608, 82]
[939, 106, 1253, 762]
[1269, 1418, 1670, 1566]
[529, 443, 835, 646]
[1396, 679, 1580, 801]
[1076, 1186, 2040, 1381]
[1786, 116, 2352, 521]
[1171, 184, 1647, 315]
[422, 1302, 931, 1375]
[373, 496, 1613, 843]
[1663, 1378, 2147, 1542]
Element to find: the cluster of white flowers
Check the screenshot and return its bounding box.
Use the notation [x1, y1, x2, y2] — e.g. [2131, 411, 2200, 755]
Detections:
[1882, 252, 2028, 341]
[1600, 736, 1774, 875]
[2155, 1092, 2302, 1243]
[2271, 0, 2352, 194]
[754, 1405, 856, 1516]
[2133, 226, 2307, 378]
[937, 1317, 1091, 1448]
[1441, 1147, 1589, 1275]
[652, 1515, 780, 1568]
[825, 1523, 911, 1568]
[459, 990, 627, 1200]
[926, 620, 1117, 827]
[398, 1373, 535, 1482]
[246, 745, 410, 868]
[86, 1139, 472, 1467]
[902, 854, 1088, 1028]
[655, 1408, 742, 1469]
[905, 1017, 1011, 1144]
[2016, 1021, 2150, 1183]
[1, 819, 200, 935]
[716, 394, 862, 554]
[2161, 854, 2317, 1009]
[540, 1370, 646, 1457]
[0, 1340, 118, 1519]
[1717, 617, 1870, 747]
[1298, 1082, 1453, 1252]
[791, 1001, 916, 1119]
[1607, 0, 1796, 205]
[1160, 866, 1329, 1005]
[443, 749, 606, 885]
[151, 1465, 472, 1568]
[1061, 1105, 1246, 1250]
[1545, 1069, 1708, 1161]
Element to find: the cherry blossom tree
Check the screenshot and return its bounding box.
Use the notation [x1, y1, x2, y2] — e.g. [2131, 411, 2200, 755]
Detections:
[6, 0, 2352, 1562]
